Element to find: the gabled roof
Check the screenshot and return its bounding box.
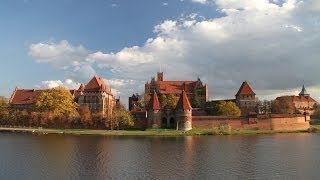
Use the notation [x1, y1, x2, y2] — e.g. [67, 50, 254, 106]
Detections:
[176, 90, 192, 110]
[84, 76, 110, 93]
[236, 81, 255, 96]
[149, 91, 160, 110]
[10, 88, 77, 105]
[10, 89, 43, 105]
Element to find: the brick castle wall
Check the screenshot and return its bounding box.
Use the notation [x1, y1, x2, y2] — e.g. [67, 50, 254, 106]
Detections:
[131, 111, 310, 131]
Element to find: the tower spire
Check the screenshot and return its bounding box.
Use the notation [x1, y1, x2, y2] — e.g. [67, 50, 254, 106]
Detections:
[299, 84, 310, 96]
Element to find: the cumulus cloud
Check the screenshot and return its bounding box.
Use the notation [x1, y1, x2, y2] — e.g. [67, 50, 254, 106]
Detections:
[29, 0, 320, 104]
[39, 79, 80, 89]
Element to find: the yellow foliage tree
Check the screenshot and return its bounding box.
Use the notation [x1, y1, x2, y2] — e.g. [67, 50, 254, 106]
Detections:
[35, 86, 78, 115]
[217, 101, 241, 116]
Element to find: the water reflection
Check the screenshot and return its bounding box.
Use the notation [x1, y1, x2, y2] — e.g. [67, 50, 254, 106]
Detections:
[1, 133, 320, 179]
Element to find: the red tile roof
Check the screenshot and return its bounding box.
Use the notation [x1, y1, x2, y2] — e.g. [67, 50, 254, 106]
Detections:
[276, 95, 317, 103]
[78, 84, 85, 91]
[10, 88, 78, 105]
[157, 81, 195, 94]
[84, 76, 110, 93]
[176, 90, 192, 110]
[149, 91, 160, 110]
[10, 89, 43, 105]
[236, 81, 255, 96]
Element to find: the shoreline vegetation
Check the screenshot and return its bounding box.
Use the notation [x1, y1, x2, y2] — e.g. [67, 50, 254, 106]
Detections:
[1, 125, 320, 136]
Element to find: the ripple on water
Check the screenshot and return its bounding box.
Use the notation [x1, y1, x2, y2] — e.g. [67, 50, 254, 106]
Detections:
[1, 133, 320, 179]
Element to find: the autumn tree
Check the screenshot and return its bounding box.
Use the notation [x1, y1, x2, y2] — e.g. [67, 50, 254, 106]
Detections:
[35, 86, 78, 115]
[271, 97, 295, 114]
[0, 96, 10, 125]
[216, 101, 241, 116]
[78, 105, 93, 128]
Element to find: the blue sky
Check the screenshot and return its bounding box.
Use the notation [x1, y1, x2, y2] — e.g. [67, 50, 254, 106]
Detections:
[1, 0, 320, 104]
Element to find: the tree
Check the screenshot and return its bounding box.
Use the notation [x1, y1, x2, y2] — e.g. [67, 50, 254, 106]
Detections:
[78, 105, 93, 128]
[271, 97, 295, 114]
[192, 89, 201, 108]
[112, 104, 134, 129]
[158, 94, 179, 109]
[311, 103, 320, 120]
[0, 96, 10, 125]
[216, 101, 241, 116]
[165, 94, 179, 109]
[35, 86, 78, 115]
[256, 99, 271, 114]
[158, 94, 167, 109]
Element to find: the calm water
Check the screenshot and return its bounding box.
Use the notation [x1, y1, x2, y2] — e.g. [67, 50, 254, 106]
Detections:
[1, 133, 320, 180]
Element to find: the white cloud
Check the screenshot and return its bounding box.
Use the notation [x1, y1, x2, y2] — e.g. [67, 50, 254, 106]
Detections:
[29, 40, 88, 67]
[191, 0, 208, 4]
[163, 2, 168, 6]
[39, 79, 80, 89]
[29, 0, 320, 105]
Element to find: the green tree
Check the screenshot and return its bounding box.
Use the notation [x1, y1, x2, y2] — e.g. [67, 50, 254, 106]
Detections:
[192, 89, 201, 108]
[216, 101, 241, 116]
[35, 86, 78, 115]
[158, 94, 167, 109]
[165, 94, 179, 109]
[113, 104, 134, 129]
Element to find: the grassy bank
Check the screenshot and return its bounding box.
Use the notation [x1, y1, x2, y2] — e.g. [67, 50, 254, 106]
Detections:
[0, 127, 311, 136]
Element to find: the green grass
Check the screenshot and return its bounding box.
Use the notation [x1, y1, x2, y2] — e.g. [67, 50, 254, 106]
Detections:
[0, 127, 311, 136]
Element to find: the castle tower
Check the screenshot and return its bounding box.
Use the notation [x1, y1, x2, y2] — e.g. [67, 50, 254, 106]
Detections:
[157, 72, 163, 81]
[147, 91, 161, 128]
[299, 84, 310, 96]
[175, 90, 192, 131]
[235, 81, 256, 115]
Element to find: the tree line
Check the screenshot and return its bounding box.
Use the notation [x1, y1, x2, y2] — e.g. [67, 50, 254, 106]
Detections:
[0, 87, 134, 129]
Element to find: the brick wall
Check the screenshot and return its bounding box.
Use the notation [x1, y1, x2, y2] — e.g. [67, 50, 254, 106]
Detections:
[192, 114, 310, 131]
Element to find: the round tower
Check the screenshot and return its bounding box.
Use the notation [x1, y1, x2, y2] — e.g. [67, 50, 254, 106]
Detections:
[147, 91, 161, 128]
[175, 90, 192, 131]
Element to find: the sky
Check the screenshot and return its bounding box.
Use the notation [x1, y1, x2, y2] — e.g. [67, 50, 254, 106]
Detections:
[1, 0, 320, 106]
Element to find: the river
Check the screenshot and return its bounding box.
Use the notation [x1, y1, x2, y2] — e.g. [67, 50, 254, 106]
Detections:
[0, 133, 319, 179]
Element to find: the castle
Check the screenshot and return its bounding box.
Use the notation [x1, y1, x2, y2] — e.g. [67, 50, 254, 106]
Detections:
[275, 85, 317, 115]
[130, 72, 313, 131]
[9, 76, 116, 116]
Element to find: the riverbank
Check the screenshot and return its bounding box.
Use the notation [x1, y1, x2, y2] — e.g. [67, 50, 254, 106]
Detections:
[0, 126, 316, 136]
